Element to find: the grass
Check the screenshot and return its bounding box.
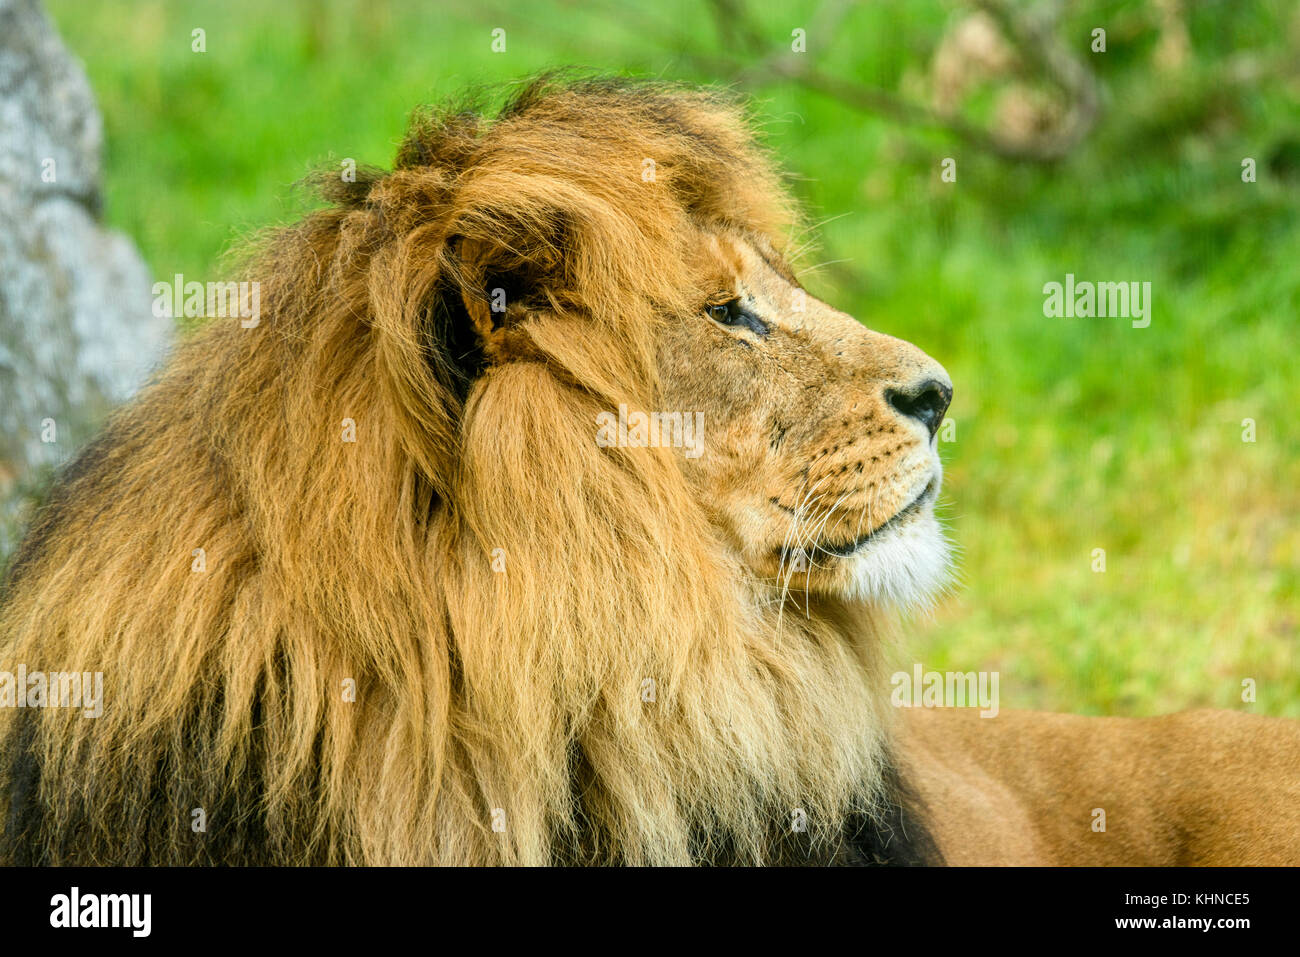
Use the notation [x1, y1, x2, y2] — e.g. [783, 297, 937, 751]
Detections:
[44, 0, 1300, 716]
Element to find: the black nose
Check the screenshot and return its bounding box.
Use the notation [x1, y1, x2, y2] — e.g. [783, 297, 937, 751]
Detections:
[886, 378, 952, 438]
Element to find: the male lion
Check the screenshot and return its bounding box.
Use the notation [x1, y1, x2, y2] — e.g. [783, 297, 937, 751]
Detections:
[1, 76, 1296, 866]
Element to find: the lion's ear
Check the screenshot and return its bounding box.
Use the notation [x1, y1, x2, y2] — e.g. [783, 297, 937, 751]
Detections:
[454, 237, 510, 343]
[448, 208, 572, 361]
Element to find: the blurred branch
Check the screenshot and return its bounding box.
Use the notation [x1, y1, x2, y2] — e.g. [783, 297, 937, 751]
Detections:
[969, 0, 1100, 159]
[698, 0, 1101, 163]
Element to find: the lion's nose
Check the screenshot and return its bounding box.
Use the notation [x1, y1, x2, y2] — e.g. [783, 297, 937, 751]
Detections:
[885, 377, 952, 439]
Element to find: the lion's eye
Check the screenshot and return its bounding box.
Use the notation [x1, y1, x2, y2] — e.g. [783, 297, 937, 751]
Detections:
[707, 300, 738, 324]
[705, 298, 770, 337]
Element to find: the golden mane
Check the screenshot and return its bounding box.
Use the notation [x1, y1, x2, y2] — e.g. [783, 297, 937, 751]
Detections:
[0, 75, 909, 865]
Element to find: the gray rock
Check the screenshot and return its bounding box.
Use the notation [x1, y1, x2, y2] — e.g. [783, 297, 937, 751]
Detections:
[0, 0, 169, 559]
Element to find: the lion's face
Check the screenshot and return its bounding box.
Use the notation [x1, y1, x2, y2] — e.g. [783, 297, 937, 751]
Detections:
[659, 229, 953, 607]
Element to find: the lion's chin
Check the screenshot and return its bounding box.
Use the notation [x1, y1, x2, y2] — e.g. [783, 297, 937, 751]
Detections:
[837, 508, 950, 609]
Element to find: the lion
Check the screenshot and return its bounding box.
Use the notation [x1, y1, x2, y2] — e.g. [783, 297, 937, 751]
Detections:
[1, 75, 1297, 866]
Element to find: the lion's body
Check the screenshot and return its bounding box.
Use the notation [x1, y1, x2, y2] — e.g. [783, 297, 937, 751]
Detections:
[1, 75, 1295, 866]
[901, 708, 1300, 865]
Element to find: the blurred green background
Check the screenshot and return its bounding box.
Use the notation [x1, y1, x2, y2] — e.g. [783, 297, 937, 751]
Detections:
[44, 0, 1299, 716]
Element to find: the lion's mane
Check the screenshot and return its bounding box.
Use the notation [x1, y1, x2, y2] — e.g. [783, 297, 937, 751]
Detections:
[0, 76, 924, 865]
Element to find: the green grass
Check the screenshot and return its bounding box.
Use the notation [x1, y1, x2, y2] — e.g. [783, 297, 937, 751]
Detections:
[45, 0, 1300, 716]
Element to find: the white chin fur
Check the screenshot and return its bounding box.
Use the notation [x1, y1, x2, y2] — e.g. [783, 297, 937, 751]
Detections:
[840, 509, 949, 609]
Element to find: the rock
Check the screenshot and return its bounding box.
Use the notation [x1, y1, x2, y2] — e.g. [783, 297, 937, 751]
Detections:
[0, 0, 169, 559]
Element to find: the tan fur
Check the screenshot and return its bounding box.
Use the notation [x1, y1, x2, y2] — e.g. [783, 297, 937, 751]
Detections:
[1, 75, 1294, 866]
[901, 708, 1300, 865]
